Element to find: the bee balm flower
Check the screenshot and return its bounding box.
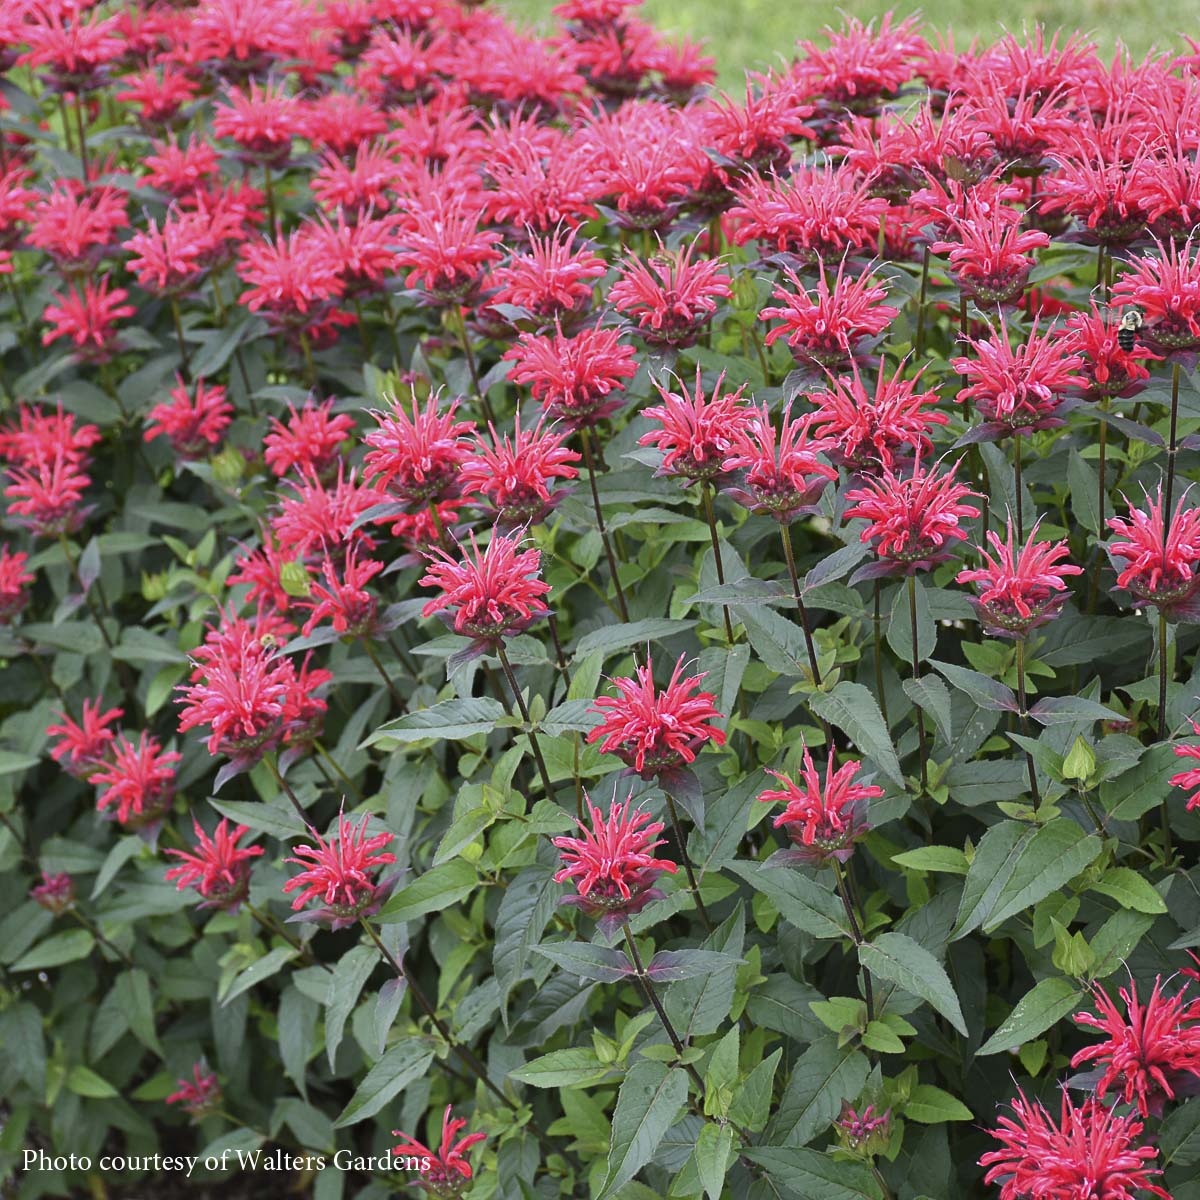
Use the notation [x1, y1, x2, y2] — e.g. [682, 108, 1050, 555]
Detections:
[1106, 486, 1200, 619]
[165, 819, 263, 912]
[392, 1105, 486, 1194]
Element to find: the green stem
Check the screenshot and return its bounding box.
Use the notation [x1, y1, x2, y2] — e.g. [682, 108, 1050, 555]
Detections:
[1159, 610, 1174, 865]
[873, 580, 888, 727]
[907, 574, 928, 795]
[701, 482, 735, 645]
[662, 792, 714, 934]
[453, 307, 495, 425]
[315, 740, 366, 805]
[832, 861, 874, 1023]
[1015, 637, 1041, 808]
[496, 643, 557, 803]
[580, 427, 631, 623]
[913, 243, 931, 361]
[245, 903, 317, 966]
[264, 755, 308, 824]
[361, 636, 406, 712]
[170, 297, 190, 378]
[780, 524, 822, 685]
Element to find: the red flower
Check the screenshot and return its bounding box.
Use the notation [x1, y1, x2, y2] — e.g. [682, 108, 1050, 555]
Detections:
[794, 12, 926, 112]
[41, 277, 135, 363]
[18, 3, 123, 89]
[419, 532, 551, 643]
[1072, 976, 1200, 1118]
[639, 366, 750, 485]
[273, 467, 380, 559]
[166, 1063, 221, 1120]
[263, 399, 355, 479]
[722, 403, 836, 523]
[283, 809, 396, 923]
[845, 460, 980, 575]
[551, 791, 677, 919]
[483, 133, 601, 234]
[0, 544, 33, 623]
[1106, 486, 1200, 617]
[931, 198, 1050, 305]
[459, 412, 580, 528]
[301, 92, 387, 155]
[609, 240, 732, 348]
[237, 228, 348, 335]
[758, 745, 882, 863]
[702, 81, 813, 176]
[311, 210, 400, 296]
[30, 870, 74, 916]
[299, 549, 383, 637]
[92, 732, 182, 828]
[4, 448, 91, 538]
[393, 195, 502, 303]
[124, 212, 219, 295]
[1171, 721, 1200, 810]
[142, 138, 220, 197]
[956, 520, 1082, 637]
[27, 182, 129, 272]
[116, 68, 199, 126]
[1064, 303, 1159, 401]
[363, 392, 474, 506]
[806, 358, 948, 475]
[980, 1090, 1167, 1200]
[229, 536, 305, 614]
[489, 226, 606, 323]
[165, 818, 264, 911]
[587, 654, 726, 778]
[952, 316, 1087, 435]
[392, 1106, 486, 1187]
[144, 377, 233, 458]
[47, 699, 124, 778]
[213, 80, 300, 164]
[504, 323, 638, 428]
[760, 260, 898, 368]
[1111, 235, 1200, 351]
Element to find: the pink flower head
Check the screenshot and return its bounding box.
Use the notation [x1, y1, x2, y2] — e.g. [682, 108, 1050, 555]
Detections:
[1072, 976, 1200, 1118]
[758, 745, 882, 863]
[1064, 303, 1159, 402]
[144, 376, 233, 459]
[459, 412, 580, 528]
[980, 1090, 1167, 1200]
[92, 732, 181, 829]
[273, 467, 380, 560]
[489, 226, 606, 324]
[1111, 236, 1200, 352]
[419, 532, 551, 643]
[609, 241, 732, 349]
[639, 367, 751, 485]
[30, 870, 74, 915]
[299, 548, 383, 638]
[263, 400, 356, 479]
[956, 519, 1081, 637]
[165, 818, 264, 911]
[392, 1106, 486, 1188]
[931, 199, 1050, 305]
[845, 460, 980, 576]
[282, 809, 396, 925]
[166, 1063, 221, 1120]
[722, 403, 837, 523]
[702, 81, 813, 177]
[759, 260, 898, 369]
[41, 277, 135, 363]
[363, 392, 474, 506]
[806, 358, 948, 475]
[552, 791, 677, 922]
[237, 227, 349, 336]
[394, 195, 502, 304]
[836, 1103, 891, 1155]
[4, 448, 91, 538]
[1171, 721, 1200, 811]
[0, 544, 33, 623]
[587, 654, 726, 779]
[504, 323, 638, 429]
[47, 699, 124, 778]
[952, 316, 1087, 436]
[212, 79, 300, 165]
[1107, 485, 1200, 617]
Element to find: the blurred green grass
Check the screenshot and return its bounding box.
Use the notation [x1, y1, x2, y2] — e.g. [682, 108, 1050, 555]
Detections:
[499, 0, 1196, 84]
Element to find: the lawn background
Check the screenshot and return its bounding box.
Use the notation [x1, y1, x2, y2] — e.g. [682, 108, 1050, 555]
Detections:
[501, 0, 1196, 83]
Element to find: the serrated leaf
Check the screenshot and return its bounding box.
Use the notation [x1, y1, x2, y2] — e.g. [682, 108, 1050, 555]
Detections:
[376, 859, 477, 923]
[858, 932, 967, 1035]
[533, 942, 631, 983]
[511, 1047, 614, 1088]
[769, 1037, 871, 1146]
[362, 698, 508, 747]
[325, 945, 377, 1070]
[598, 1061, 688, 1200]
[645, 948, 744, 982]
[745, 1147, 882, 1200]
[220, 947, 295, 1006]
[892, 846, 969, 875]
[902, 676, 954, 743]
[905, 1084, 972, 1123]
[1028, 696, 1120, 725]
[1088, 867, 1167, 914]
[728, 1048, 781, 1133]
[574, 619, 696, 660]
[808, 681, 903, 785]
[726, 861, 849, 939]
[694, 1122, 734, 1200]
[494, 863, 559, 1023]
[931, 659, 1018, 712]
[333, 1039, 435, 1127]
[888, 577, 935, 662]
[978, 977, 1082, 1055]
[11, 928, 94, 971]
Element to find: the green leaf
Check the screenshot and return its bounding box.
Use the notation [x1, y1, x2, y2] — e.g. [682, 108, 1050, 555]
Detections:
[645, 948, 744, 983]
[325, 945, 377, 1071]
[114, 969, 162, 1055]
[892, 846, 969, 875]
[888, 577, 935, 662]
[736, 604, 817, 677]
[808, 682, 903, 785]
[22, 622, 104, 655]
[1067, 449, 1102, 534]
[0, 750, 39, 777]
[728, 1048, 781, 1133]
[953, 819, 1101, 939]
[694, 1122, 735, 1200]
[858, 932, 967, 1035]
[1101, 744, 1176, 821]
[66, 1065, 118, 1099]
[1161, 1098, 1200, 1167]
[1029, 696, 1121, 725]
[597, 1061, 688, 1200]
[219, 947, 296, 1006]
[333, 1039, 435, 1127]
[376, 859, 478, 924]
[208, 798, 306, 841]
[931, 659, 1018, 712]
[538, 698, 601, 736]
[1088, 867, 1167, 914]
[978, 977, 1082, 1055]
[902, 676, 954, 744]
[726, 861, 849, 940]
[493, 863, 559, 1022]
[11, 928, 94, 971]
[532, 942, 630, 983]
[0, 1003, 45, 1094]
[510, 1047, 614, 1089]
[769, 1037, 871, 1146]
[905, 1084, 973, 1124]
[574, 619, 696, 660]
[362, 698, 508, 747]
[278, 986, 316, 1101]
[745, 1147, 883, 1200]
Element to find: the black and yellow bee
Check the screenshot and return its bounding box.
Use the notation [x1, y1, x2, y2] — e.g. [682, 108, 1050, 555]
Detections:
[1117, 308, 1143, 352]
